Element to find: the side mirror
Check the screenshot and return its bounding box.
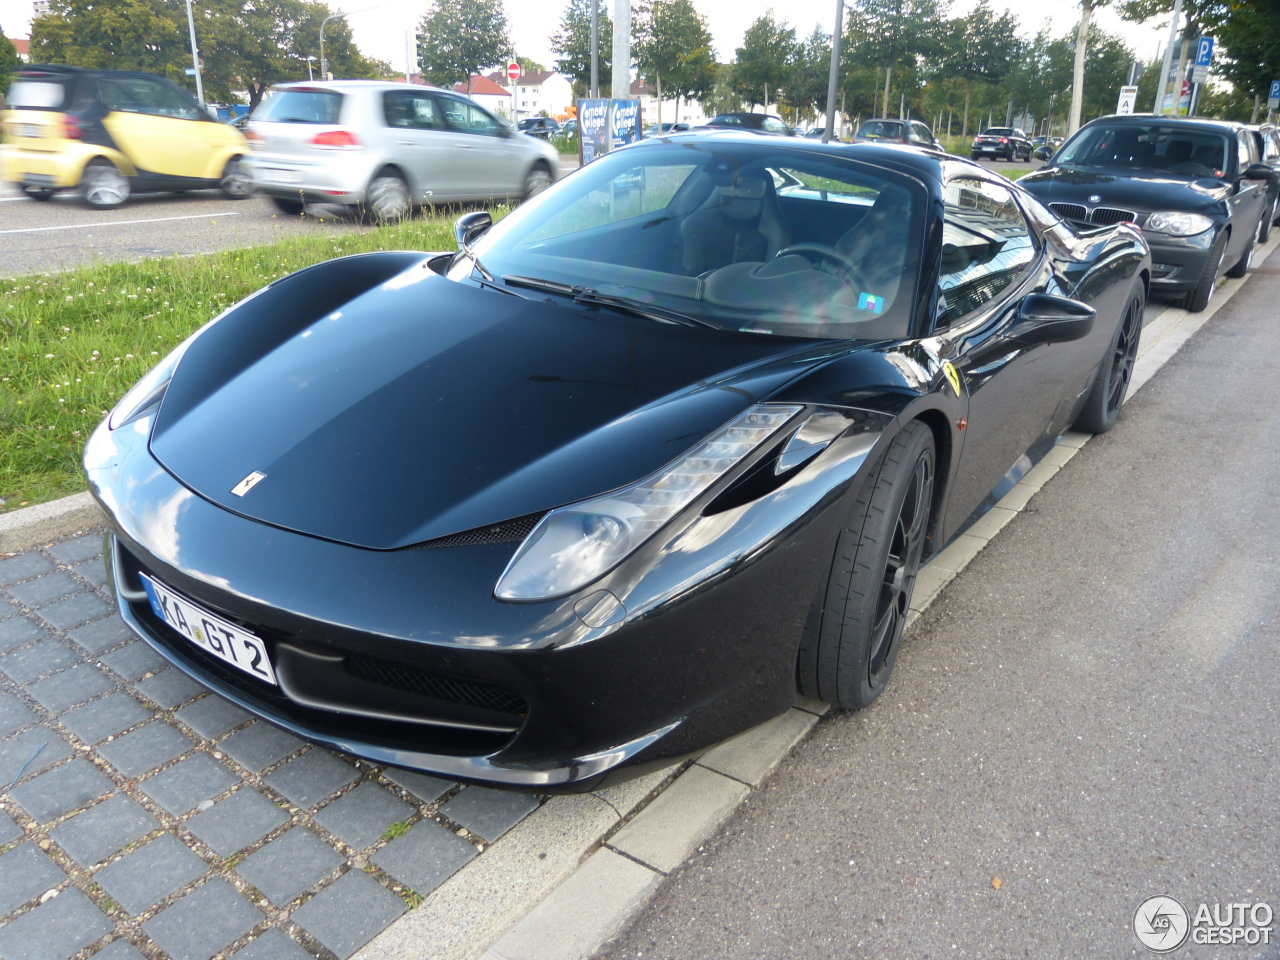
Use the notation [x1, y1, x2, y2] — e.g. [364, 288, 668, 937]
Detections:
[454, 210, 492, 249]
[1243, 163, 1274, 181]
[1033, 146, 1051, 161]
[1010, 293, 1095, 345]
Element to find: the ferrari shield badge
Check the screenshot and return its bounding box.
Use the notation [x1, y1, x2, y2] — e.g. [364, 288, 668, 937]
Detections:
[231, 471, 267, 497]
[942, 361, 963, 398]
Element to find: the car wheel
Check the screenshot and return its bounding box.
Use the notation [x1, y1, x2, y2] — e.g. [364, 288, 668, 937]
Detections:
[219, 157, 254, 200]
[1226, 219, 1259, 279]
[270, 195, 306, 215]
[363, 170, 411, 221]
[1073, 284, 1144, 434]
[522, 162, 553, 201]
[1180, 229, 1228, 313]
[79, 159, 130, 208]
[797, 420, 934, 710]
[970, 154, 980, 161]
[20, 184, 55, 201]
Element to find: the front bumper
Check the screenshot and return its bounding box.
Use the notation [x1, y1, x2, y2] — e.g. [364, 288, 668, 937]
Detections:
[87, 406, 882, 789]
[1144, 228, 1220, 292]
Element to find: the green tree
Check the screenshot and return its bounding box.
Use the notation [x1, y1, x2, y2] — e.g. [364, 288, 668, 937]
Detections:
[787, 25, 831, 121]
[700, 62, 742, 115]
[634, 0, 716, 127]
[550, 0, 612, 98]
[0, 26, 20, 95]
[845, 0, 947, 117]
[732, 11, 797, 110]
[939, 0, 1019, 136]
[1211, 0, 1280, 116]
[416, 0, 510, 93]
[517, 56, 546, 73]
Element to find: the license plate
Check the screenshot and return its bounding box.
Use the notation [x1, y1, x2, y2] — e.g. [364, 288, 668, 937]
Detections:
[19, 124, 40, 138]
[980, 146, 995, 151]
[263, 169, 302, 184]
[141, 574, 277, 685]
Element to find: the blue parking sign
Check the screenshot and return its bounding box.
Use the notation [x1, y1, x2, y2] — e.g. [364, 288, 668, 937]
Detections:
[1271, 80, 1280, 109]
[1195, 37, 1214, 68]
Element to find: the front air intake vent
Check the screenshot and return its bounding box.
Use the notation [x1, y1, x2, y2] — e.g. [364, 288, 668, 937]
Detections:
[345, 656, 528, 715]
[405, 513, 545, 550]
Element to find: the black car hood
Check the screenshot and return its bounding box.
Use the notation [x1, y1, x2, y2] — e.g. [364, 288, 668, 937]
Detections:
[1019, 165, 1228, 212]
[150, 265, 835, 550]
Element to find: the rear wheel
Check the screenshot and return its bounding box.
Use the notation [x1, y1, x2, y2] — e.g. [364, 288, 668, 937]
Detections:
[363, 169, 411, 221]
[270, 195, 307, 215]
[79, 159, 130, 208]
[20, 184, 55, 201]
[798, 421, 935, 710]
[219, 157, 254, 199]
[1225, 219, 1259, 279]
[1073, 284, 1144, 434]
[1180, 229, 1227, 313]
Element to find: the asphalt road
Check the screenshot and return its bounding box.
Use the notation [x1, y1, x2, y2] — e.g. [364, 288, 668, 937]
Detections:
[597, 267, 1280, 958]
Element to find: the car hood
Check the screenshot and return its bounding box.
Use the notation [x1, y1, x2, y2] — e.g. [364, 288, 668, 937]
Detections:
[1018, 165, 1228, 213]
[149, 265, 836, 550]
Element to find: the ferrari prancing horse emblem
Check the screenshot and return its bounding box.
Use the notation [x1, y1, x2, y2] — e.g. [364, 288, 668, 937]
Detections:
[231, 471, 267, 497]
[942, 361, 963, 398]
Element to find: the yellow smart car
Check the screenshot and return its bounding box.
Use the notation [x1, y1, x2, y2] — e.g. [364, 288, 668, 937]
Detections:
[1, 65, 251, 207]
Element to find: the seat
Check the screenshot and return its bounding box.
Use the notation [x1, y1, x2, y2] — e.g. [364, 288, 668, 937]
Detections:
[832, 186, 913, 310]
[680, 173, 789, 276]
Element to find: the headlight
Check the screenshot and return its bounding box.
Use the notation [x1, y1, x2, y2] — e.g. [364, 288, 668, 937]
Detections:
[107, 339, 191, 429]
[495, 404, 803, 601]
[1143, 212, 1214, 237]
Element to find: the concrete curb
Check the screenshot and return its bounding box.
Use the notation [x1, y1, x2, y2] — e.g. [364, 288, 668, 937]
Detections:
[0, 491, 104, 556]
[355, 231, 1279, 960]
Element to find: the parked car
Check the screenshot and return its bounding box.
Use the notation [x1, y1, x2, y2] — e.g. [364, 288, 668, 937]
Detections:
[971, 127, 1033, 162]
[853, 118, 941, 150]
[0, 64, 252, 207]
[88, 131, 1149, 789]
[1019, 114, 1272, 312]
[644, 122, 690, 137]
[560, 118, 578, 138]
[518, 116, 561, 139]
[705, 112, 794, 136]
[1246, 123, 1280, 241]
[243, 81, 559, 220]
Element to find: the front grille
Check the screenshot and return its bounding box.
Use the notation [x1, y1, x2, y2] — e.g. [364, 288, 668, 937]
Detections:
[407, 513, 544, 550]
[1049, 202, 1137, 227]
[345, 656, 528, 716]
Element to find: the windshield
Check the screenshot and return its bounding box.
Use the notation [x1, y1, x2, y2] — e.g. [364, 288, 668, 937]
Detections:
[980, 128, 1015, 137]
[859, 121, 904, 139]
[1055, 123, 1232, 178]
[255, 89, 344, 124]
[450, 140, 925, 340]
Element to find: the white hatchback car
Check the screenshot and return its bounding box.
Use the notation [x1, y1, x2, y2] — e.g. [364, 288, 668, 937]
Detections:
[244, 80, 559, 219]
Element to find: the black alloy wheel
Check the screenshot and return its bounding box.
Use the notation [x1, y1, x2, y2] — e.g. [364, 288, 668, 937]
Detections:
[798, 421, 935, 710]
[1074, 285, 1144, 434]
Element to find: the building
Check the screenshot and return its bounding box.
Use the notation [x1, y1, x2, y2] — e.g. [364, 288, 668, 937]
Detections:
[630, 80, 711, 130]
[452, 75, 516, 121]
[12, 37, 30, 62]
[485, 70, 574, 122]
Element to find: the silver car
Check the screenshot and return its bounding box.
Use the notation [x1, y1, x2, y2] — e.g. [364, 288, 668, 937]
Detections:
[243, 80, 559, 219]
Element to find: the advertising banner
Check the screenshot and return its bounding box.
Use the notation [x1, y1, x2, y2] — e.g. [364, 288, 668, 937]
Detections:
[577, 98, 643, 164]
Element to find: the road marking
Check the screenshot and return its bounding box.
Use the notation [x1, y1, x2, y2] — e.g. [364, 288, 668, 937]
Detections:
[0, 211, 243, 235]
[0, 196, 29, 202]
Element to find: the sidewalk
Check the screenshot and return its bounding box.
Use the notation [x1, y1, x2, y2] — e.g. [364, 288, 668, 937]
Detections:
[0, 232, 1273, 960]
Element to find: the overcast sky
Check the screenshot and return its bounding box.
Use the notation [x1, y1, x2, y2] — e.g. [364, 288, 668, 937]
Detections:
[0, 0, 1173, 83]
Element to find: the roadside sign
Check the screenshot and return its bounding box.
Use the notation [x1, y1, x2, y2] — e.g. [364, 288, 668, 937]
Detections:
[185, 68, 197, 76]
[1270, 80, 1280, 110]
[1191, 65, 1209, 85]
[507, 62, 521, 82]
[1194, 37, 1214, 68]
[1116, 85, 1139, 115]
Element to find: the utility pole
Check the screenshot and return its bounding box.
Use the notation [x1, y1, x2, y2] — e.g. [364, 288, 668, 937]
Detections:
[590, 0, 599, 98]
[822, 0, 843, 143]
[320, 11, 351, 82]
[184, 0, 204, 106]
[610, 0, 630, 100]
[1067, 0, 1091, 135]
[1155, 0, 1184, 114]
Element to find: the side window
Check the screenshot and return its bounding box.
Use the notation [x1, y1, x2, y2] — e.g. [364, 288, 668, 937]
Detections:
[937, 178, 1037, 326]
[383, 91, 444, 130]
[763, 117, 789, 135]
[159, 82, 203, 120]
[439, 97, 501, 136]
[1238, 130, 1257, 170]
[99, 77, 167, 116]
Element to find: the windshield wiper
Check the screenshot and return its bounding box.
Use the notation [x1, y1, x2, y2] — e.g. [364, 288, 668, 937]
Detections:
[501, 276, 716, 329]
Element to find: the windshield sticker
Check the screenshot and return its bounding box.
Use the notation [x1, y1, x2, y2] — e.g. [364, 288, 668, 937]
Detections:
[858, 292, 884, 314]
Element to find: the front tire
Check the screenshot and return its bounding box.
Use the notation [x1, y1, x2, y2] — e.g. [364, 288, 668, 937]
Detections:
[1073, 284, 1144, 434]
[798, 421, 935, 710]
[79, 159, 130, 208]
[1180, 229, 1227, 313]
[1225, 219, 1259, 279]
[219, 156, 254, 199]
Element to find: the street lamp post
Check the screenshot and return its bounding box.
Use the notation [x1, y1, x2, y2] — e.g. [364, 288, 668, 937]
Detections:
[305, 56, 316, 81]
[319, 12, 350, 81]
[183, 0, 205, 106]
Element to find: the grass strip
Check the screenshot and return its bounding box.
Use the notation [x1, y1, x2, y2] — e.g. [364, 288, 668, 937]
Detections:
[0, 213, 472, 513]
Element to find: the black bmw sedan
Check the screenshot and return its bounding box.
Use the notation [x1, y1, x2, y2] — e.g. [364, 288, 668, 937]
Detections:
[1018, 115, 1273, 312]
[87, 135, 1149, 789]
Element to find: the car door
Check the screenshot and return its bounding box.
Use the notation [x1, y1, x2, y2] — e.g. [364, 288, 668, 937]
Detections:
[380, 90, 463, 202]
[98, 75, 204, 178]
[436, 95, 526, 201]
[1231, 129, 1268, 249]
[931, 175, 1085, 535]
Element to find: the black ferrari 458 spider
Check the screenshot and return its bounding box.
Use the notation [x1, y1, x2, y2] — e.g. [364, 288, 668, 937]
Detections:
[87, 134, 1151, 789]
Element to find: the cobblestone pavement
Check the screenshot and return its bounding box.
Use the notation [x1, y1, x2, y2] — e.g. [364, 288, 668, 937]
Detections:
[0, 532, 542, 960]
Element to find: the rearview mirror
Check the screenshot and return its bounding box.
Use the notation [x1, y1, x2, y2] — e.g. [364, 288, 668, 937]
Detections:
[1010, 293, 1095, 345]
[454, 210, 492, 249]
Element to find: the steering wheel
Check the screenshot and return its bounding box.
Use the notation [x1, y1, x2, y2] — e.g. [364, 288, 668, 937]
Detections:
[774, 243, 861, 288]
